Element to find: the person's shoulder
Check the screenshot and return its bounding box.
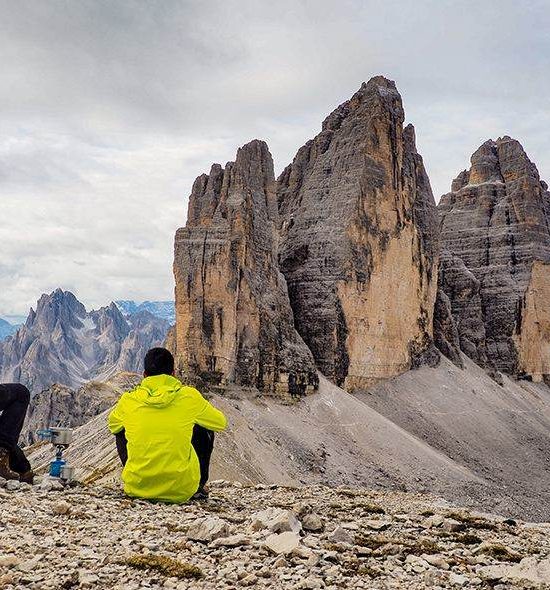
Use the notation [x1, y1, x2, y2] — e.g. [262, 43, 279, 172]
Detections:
[117, 383, 144, 404]
[177, 384, 204, 399]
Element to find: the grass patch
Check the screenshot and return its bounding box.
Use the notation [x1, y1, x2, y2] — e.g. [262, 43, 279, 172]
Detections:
[478, 544, 522, 563]
[353, 501, 386, 514]
[404, 538, 442, 556]
[337, 489, 361, 497]
[454, 533, 482, 545]
[123, 555, 203, 579]
[354, 534, 441, 556]
[420, 510, 435, 517]
[358, 565, 382, 578]
[446, 511, 497, 531]
[163, 523, 186, 533]
[341, 557, 382, 578]
[355, 534, 393, 550]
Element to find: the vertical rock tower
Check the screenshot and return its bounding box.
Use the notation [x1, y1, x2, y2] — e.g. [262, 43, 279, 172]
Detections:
[173, 140, 318, 397]
[439, 137, 550, 381]
[277, 77, 439, 391]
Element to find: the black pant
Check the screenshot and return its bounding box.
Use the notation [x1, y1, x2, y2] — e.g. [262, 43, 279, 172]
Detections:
[0, 383, 32, 473]
[115, 424, 214, 488]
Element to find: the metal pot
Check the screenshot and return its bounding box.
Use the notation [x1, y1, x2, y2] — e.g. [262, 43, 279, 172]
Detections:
[49, 427, 73, 446]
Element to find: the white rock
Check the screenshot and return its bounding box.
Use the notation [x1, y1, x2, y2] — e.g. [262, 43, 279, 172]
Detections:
[250, 508, 302, 534]
[327, 526, 354, 544]
[423, 554, 450, 570]
[302, 513, 323, 532]
[479, 557, 550, 585]
[449, 572, 469, 586]
[53, 500, 71, 515]
[187, 516, 229, 542]
[79, 571, 99, 587]
[264, 532, 301, 555]
[422, 514, 444, 528]
[6, 480, 20, 491]
[364, 519, 390, 531]
[442, 518, 463, 532]
[296, 575, 324, 589]
[210, 534, 251, 547]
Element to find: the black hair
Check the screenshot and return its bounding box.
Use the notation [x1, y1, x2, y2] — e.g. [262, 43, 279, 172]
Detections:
[144, 347, 175, 376]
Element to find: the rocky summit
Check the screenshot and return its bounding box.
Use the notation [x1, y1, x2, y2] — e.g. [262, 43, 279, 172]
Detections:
[277, 77, 439, 391]
[438, 137, 550, 381]
[2, 480, 550, 590]
[173, 139, 317, 397]
[173, 76, 440, 396]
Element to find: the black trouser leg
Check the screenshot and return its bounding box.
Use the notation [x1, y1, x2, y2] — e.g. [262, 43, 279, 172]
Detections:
[191, 425, 214, 489]
[115, 430, 128, 466]
[0, 384, 31, 473]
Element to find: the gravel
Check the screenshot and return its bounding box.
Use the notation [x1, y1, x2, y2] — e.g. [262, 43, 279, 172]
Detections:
[1, 480, 550, 589]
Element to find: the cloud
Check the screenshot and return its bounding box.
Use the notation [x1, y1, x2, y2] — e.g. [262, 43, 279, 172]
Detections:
[0, 0, 548, 315]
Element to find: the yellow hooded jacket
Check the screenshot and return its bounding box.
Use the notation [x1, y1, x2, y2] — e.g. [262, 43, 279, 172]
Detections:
[108, 374, 227, 503]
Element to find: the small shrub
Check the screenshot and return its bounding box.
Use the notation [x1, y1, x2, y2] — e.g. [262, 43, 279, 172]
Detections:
[446, 511, 497, 531]
[479, 544, 522, 563]
[454, 533, 482, 545]
[123, 555, 203, 579]
[355, 534, 393, 550]
[420, 510, 435, 517]
[354, 501, 386, 514]
[358, 565, 382, 578]
[404, 538, 442, 556]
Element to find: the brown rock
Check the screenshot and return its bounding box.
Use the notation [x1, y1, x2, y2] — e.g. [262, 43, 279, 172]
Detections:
[173, 140, 318, 397]
[439, 137, 550, 381]
[277, 76, 439, 390]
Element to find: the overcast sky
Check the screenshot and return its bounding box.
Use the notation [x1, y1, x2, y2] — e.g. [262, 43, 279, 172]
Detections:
[0, 0, 549, 318]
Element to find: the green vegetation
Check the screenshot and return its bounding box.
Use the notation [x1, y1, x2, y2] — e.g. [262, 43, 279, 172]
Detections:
[478, 543, 522, 562]
[124, 555, 204, 579]
[454, 533, 482, 545]
[445, 511, 497, 531]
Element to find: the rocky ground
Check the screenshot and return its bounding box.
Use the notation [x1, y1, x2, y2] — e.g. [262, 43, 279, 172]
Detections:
[1, 479, 550, 589]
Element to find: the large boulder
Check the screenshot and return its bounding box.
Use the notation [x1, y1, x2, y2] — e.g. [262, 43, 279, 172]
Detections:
[173, 140, 318, 397]
[277, 76, 439, 391]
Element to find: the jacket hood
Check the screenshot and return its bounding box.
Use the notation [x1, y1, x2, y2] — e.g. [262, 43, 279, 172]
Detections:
[128, 374, 182, 407]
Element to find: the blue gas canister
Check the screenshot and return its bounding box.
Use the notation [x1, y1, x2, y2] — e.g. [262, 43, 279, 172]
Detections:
[50, 458, 66, 477]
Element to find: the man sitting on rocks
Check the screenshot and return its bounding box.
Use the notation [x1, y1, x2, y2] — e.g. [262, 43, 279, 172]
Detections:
[108, 347, 227, 503]
[0, 383, 34, 483]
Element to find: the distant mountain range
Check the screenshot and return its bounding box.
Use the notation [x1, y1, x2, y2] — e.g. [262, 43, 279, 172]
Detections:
[0, 318, 19, 341]
[115, 300, 175, 324]
[0, 289, 171, 395]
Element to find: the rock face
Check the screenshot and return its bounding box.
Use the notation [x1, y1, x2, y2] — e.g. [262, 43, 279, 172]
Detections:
[21, 373, 140, 445]
[435, 250, 488, 368]
[0, 289, 170, 393]
[277, 77, 439, 390]
[439, 137, 550, 381]
[173, 140, 318, 397]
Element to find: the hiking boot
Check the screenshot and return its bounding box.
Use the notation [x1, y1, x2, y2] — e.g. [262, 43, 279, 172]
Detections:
[0, 448, 19, 480]
[19, 470, 34, 485]
[191, 487, 209, 501]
